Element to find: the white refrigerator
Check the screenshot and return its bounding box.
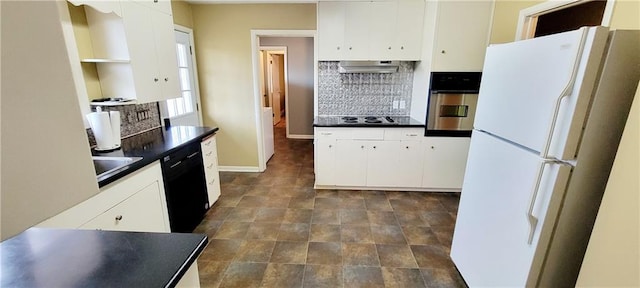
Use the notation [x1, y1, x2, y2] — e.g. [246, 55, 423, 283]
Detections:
[450, 27, 640, 287]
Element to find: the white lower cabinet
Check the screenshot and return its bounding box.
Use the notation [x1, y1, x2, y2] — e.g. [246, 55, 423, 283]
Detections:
[80, 182, 166, 232]
[201, 135, 221, 206]
[314, 127, 470, 191]
[37, 161, 170, 232]
[422, 137, 471, 189]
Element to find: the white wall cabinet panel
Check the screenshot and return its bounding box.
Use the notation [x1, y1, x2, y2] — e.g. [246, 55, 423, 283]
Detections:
[342, 1, 372, 60]
[201, 135, 221, 205]
[393, 0, 426, 60]
[334, 140, 368, 186]
[431, 1, 493, 71]
[317, 0, 425, 61]
[317, 2, 346, 60]
[132, 0, 171, 15]
[422, 137, 471, 189]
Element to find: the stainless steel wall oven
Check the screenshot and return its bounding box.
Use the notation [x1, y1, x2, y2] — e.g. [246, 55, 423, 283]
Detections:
[425, 72, 482, 137]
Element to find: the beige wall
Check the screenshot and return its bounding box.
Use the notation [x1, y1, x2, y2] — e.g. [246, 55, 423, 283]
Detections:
[171, 0, 193, 28]
[192, 4, 316, 168]
[489, 0, 544, 44]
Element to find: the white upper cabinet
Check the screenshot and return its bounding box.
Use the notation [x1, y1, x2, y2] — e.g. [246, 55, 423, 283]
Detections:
[69, 0, 180, 103]
[431, 0, 494, 72]
[318, 0, 425, 61]
[69, 0, 122, 16]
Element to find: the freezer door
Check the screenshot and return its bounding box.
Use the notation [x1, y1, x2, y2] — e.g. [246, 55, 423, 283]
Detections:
[474, 27, 608, 160]
[451, 131, 571, 287]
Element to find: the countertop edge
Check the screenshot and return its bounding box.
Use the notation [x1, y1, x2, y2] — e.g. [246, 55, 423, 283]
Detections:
[166, 235, 209, 288]
[97, 127, 219, 188]
[313, 123, 425, 128]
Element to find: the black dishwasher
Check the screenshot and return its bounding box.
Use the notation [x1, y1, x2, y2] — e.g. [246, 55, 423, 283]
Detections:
[161, 142, 209, 233]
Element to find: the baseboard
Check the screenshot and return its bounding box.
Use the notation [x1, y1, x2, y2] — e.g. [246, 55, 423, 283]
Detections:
[287, 134, 314, 140]
[218, 166, 262, 172]
[314, 184, 461, 193]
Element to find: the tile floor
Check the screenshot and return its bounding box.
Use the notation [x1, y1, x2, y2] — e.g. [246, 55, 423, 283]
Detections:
[194, 124, 466, 288]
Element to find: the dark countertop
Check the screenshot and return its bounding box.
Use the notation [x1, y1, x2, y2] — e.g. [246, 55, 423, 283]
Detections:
[0, 228, 208, 288]
[313, 116, 425, 127]
[93, 126, 219, 187]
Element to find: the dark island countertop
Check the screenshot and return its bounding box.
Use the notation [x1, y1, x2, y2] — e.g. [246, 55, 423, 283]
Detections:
[313, 116, 424, 127]
[0, 228, 208, 288]
[93, 126, 219, 187]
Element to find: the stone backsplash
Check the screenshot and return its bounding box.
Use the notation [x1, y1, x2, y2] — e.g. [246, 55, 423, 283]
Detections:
[318, 61, 414, 116]
[86, 102, 161, 147]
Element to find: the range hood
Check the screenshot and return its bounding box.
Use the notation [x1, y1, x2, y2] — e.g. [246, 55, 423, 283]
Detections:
[338, 61, 399, 73]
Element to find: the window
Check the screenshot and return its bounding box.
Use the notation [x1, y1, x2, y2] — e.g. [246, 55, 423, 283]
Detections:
[166, 42, 194, 117]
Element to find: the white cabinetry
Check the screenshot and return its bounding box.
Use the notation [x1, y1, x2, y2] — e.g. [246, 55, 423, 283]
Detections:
[314, 127, 470, 191]
[422, 137, 471, 189]
[37, 161, 170, 232]
[68, 0, 180, 103]
[431, 0, 494, 71]
[317, 0, 425, 61]
[201, 135, 221, 205]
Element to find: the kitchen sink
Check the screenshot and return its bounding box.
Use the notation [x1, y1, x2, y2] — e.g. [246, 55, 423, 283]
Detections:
[92, 156, 143, 178]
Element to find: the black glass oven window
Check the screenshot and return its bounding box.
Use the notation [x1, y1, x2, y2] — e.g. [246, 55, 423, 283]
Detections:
[439, 105, 468, 117]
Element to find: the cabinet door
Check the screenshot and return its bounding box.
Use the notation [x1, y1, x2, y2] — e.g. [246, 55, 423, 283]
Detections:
[314, 137, 336, 186]
[397, 140, 425, 188]
[366, 141, 399, 187]
[121, 1, 162, 102]
[151, 9, 181, 100]
[80, 182, 168, 232]
[393, 0, 426, 60]
[343, 1, 371, 60]
[334, 140, 367, 186]
[132, 0, 172, 15]
[422, 137, 471, 190]
[317, 2, 345, 60]
[432, 1, 493, 71]
[368, 1, 397, 60]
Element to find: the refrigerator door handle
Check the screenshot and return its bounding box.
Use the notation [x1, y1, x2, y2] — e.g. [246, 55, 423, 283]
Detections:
[527, 158, 569, 244]
[540, 28, 590, 159]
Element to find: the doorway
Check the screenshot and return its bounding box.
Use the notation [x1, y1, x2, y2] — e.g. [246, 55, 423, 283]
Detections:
[250, 30, 317, 172]
[159, 25, 203, 126]
[516, 0, 615, 41]
[260, 48, 288, 127]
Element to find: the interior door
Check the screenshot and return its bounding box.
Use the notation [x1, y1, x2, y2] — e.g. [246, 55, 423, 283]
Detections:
[269, 53, 282, 125]
[159, 30, 201, 126]
[474, 27, 607, 159]
[451, 131, 571, 287]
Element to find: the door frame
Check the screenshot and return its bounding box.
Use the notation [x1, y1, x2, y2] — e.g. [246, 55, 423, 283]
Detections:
[159, 24, 204, 126]
[515, 0, 616, 41]
[260, 47, 288, 130]
[251, 30, 317, 172]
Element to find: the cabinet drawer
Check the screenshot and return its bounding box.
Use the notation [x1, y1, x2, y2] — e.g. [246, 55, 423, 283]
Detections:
[80, 182, 168, 232]
[315, 128, 352, 140]
[201, 135, 217, 156]
[384, 128, 424, 141]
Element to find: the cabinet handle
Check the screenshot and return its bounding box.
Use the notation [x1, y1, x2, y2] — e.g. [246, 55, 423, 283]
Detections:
[170, 161, 182, 168]
[321, 132, 332, 136]
[336, 46, 340, 50]
[206, 151, 213, 157]
[164, 77, 169, 82]
[441, 50, 446, 54]
[187, 152, 199, 159]
[406, 133, 418, 137]
[388, 47, 392, 50]
[328, 145, 332, 148]
[115, 215, 123, 221]
[373, 146, 377, 149]
[401, 46, 404, 50]
[154, 0, 158, 2]
[207, 163, 214, 169]
[405, 146, 410, 149]
[154, 78, 159, 82]
[208, 179, 215, 185]
[349, 47, 353, 50]
[361, 145, 364, 149]
[431, 146, 435, 149]
[205, 141, 212, 146]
